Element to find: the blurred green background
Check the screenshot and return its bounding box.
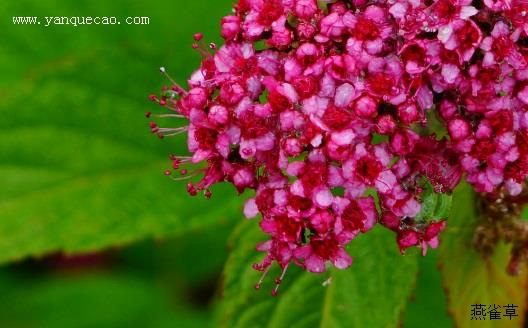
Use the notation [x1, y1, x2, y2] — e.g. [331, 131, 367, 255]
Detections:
[0, 1, 504, 327]
[1, 1, 240, 327]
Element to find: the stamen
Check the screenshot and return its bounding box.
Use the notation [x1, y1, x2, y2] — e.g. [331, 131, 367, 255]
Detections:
[159, 67, 177, 85]
[170, 156, 192, 169]
[193, 45, 213, 58]
[192, 36, 215, 59]
[150, 113, 185, 119]
[169, 155, 192, 160]
[159, 67, 187, 96]
[169, 172, 198, 181]
[254, 265, 271, 290]
[149, 122, 159, 133]
[155, 127, 189, 137]
[204, 189, 212, 199]
[187, 183, 198, 196]
[163, 131, 187, 137]
[271, 264, 289, 297]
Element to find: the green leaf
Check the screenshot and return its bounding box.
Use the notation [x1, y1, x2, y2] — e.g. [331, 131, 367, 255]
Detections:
[215, 221, 419, 328]
[0, 271, 207, 328]
[0, 0, 242, 265]
[438, 183, 528, 328]
[118, 220, 237, 285]
[403, 253, 454, 328]
[415, 179, 453, 223]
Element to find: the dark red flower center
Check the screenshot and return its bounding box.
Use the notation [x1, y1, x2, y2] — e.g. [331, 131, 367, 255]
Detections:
[354, 17, 380, 41]
[311, 238, 339, 260]
[401, 44, 427, 65]
[196, 128, 218, 149]
[473, 139, 496, 160]
[492, 36, 514, 60]
[301, 163, 328, 193]
[489, 111, 513, 134]
[507, 3, 528, 27]
[268, 91, 292, 113]
[342, 201, 367, 231]
[322, 105, 353, 130]
[356, 156, 382, 183]
[455, 22, 480, 50]
[293, 75, 319, 99]
[432, 0, 457, 21]
[258, 0, 284, 25]
[367, 72, 395, 96]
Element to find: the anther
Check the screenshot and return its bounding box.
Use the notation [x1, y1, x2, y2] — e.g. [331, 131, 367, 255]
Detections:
[187, 183, 197, 196]
[204, 189, 212, 199]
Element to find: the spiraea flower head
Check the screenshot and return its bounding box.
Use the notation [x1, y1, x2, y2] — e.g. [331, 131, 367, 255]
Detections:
[148, 0, 528, 294]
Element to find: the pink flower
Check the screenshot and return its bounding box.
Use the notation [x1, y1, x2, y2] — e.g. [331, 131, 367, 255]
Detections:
[505, 1, 528, 36]
[345, 5, 393, 55]
[397, 220, 447, 255]
[148, 0, 528, 294]
[438, 19, 482, 62]
[342, 143, 393, 194]
[428, 0, 478, 26]
[480, 22, 526, 69]
[294, 0, 318, 19]
[294, 236, 352, 273]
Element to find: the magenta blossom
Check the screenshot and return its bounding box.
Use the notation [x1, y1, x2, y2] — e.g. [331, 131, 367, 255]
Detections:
[148, 0, 528, 295]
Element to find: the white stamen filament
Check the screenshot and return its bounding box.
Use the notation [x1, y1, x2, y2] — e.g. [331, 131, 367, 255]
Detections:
[169, 172, 198, 181]
[255, 265, 271, 289]
[159, 67, 184, 93]
[155, 114, 185, 118]
[272, 263, 289, 296]
[158, 127, 188, 133]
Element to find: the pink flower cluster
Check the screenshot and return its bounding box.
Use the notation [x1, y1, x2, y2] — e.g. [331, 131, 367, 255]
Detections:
[148, 0, 528, 293]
